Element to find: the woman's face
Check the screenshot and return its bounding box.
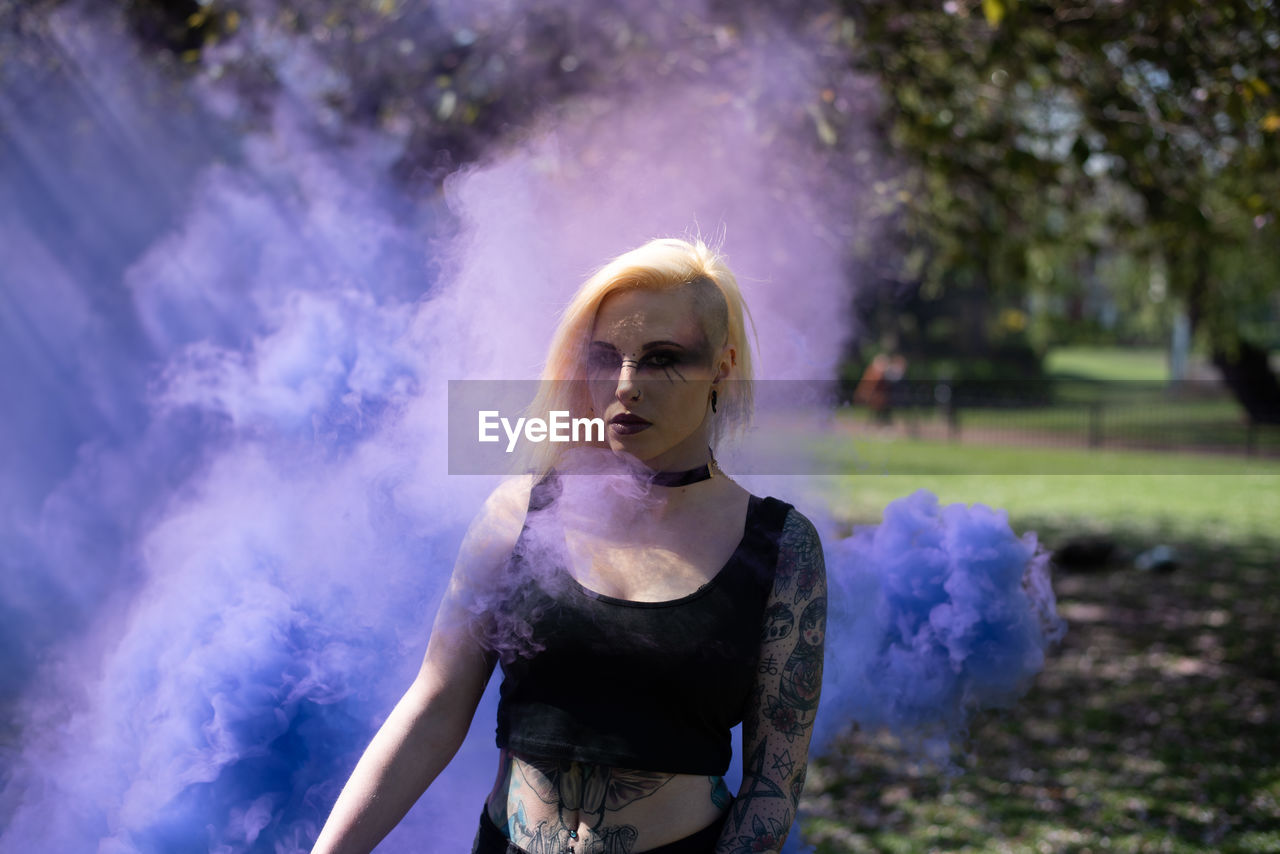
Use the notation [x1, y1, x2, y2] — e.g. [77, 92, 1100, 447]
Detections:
[586, 286, 730, 471]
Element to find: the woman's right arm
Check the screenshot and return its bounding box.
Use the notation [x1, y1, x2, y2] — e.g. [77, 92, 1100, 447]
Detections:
[311, 476, 532, 854]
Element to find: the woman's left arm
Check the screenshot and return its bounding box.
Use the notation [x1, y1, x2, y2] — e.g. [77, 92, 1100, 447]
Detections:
[717, 509, 827, 854]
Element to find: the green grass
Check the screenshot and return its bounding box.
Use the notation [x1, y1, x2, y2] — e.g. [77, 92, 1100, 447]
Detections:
[749, 409, 1280, 538]
[951, 397, 1252, 432]
[956, 344, 1277, 451]
[796, 429, 1280, 853]
[932, 394, 1280, 453]
[812, 430, 1280, 474]
[801, 469, 1280, 543]
[796, 433, 1280, 541]
[793, 425, 1274, 545]
[1045, 346, 1172, 381]
[852, 383, 1280, 454]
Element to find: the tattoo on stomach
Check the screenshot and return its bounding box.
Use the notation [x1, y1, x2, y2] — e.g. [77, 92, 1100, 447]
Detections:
[498, 757, 675, 853]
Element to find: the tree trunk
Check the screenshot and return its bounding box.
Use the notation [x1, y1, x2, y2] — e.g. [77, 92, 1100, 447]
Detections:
[1181, 236, 1280, 425]
[1212, 340, 1280, 425]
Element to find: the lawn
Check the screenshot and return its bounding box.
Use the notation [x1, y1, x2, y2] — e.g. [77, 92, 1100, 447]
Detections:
[860, 344, 1280, 455]
[797, 437, 1280, 853]
[840, 388, 1280, 457]
[811, 427, 1280, 473]
[799, 436, 1280, 538]
[1044, 347, 1172, 382]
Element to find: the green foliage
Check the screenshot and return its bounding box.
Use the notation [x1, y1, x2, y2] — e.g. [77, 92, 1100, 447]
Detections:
[17, 0, 1278, 387]
[85, 0, 860, 195]
[839, 0, 1280, 356]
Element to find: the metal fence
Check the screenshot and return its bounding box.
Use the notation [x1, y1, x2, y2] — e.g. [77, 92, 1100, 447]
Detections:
[843, 380, 1280, 459]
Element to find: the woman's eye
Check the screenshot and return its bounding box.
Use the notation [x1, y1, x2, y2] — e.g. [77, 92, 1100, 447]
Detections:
[587, 350, 621, 372]
[641, 352, 678, 369]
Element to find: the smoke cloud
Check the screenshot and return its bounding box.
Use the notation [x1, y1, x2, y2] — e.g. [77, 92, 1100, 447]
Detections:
[816, 490, 1066, 763]
[0, 2, 1059, 852]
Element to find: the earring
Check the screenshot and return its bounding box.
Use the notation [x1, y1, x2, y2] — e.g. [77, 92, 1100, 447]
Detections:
[711, 389, 718, 413]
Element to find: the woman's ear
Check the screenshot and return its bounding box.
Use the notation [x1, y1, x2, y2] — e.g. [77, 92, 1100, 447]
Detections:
[714, 346, 736, 382]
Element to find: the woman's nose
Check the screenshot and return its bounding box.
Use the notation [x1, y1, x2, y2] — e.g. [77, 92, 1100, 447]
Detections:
[615, 360, 640, 401]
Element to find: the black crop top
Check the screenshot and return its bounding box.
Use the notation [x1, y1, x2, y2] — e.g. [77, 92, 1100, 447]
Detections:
[489, 473, 794, 775]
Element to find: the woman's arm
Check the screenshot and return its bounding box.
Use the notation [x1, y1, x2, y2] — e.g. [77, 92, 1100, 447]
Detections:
[309, 643, 492, 854]
[717, 509, 826, 854]
[311, 476, 531, 854]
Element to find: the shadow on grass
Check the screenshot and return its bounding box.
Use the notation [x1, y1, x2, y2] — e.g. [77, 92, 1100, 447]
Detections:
[802, 522, 1280, 854]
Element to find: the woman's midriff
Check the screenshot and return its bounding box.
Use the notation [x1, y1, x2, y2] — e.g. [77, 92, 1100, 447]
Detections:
[484, 749, 731, 853]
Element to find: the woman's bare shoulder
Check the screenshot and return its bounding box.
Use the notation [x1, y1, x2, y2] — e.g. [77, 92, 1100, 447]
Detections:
[482, 473, 536, 527]
[453, 474, 535, 586]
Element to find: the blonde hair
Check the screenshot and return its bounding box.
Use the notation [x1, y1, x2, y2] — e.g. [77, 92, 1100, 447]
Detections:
[518, 237, 756, 477]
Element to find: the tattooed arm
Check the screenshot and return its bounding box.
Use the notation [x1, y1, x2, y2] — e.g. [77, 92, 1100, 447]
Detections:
[716, 509, 826, 854]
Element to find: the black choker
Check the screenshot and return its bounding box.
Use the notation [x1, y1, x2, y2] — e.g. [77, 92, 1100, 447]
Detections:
[647, 456, 716, 487]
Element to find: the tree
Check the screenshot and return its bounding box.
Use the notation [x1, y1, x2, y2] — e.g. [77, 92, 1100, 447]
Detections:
[840, 0, 1280, 419]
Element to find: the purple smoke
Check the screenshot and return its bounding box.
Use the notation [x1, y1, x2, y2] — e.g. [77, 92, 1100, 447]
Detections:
[0, 2, 1060, 852]
[816, 490, 1066, 763]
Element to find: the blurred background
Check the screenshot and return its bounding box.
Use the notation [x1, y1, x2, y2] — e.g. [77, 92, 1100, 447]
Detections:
[2, 0, 1278, 852]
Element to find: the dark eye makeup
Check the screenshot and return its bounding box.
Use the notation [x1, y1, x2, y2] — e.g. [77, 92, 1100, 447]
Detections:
[639, 350, 682, 369]
[587, 347, 623, 371]
[588, 342, 688, 370]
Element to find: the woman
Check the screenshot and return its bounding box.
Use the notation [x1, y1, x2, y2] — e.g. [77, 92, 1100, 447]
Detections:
[312, 238, 827, 854]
